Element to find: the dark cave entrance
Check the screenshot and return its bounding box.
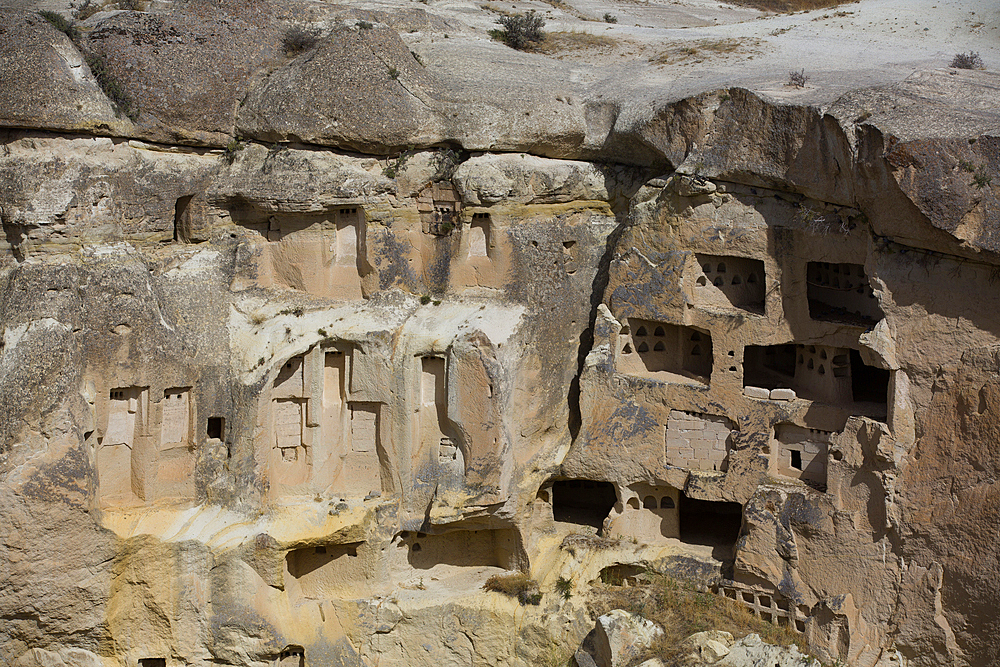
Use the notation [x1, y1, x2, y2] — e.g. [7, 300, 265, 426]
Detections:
[551, 480, 618, 530]
[679, 494, 743, 563]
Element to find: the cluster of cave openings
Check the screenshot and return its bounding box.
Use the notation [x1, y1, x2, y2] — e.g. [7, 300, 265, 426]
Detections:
[744, 344, 889, 414]
[678, 494, 742, 558]
[695, 254, 765, 313]
[468, 213, 491, 258]
[807, 262, 881, 325]
[774, 424, 831, 490]
[551, 480, 618, 530]
[618, 319, 713, 383]
[285, 543, 364, 599]
[277, 647, 305, 667]
[397, 529, 519, 571]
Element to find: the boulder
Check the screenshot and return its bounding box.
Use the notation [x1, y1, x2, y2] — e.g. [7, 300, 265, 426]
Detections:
[0, 10, 129, 135]
[593, 609, 664, 667]
[237, 21, 442, 154]
[717, 634, 815, 667]
[681, 630, 734, 664]
[84, 7, 281, 145]
[453, 153, 610, 206]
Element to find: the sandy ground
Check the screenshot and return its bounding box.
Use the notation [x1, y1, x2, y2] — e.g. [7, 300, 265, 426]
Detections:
[414, 0, 999, 104]
[6, 0, 997, 108]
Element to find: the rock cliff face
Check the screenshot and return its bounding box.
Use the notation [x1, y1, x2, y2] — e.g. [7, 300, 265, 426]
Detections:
[1, 2, 999, 667]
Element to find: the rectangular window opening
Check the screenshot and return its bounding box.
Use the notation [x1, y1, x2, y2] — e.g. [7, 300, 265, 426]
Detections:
[207, 417, 225, 440]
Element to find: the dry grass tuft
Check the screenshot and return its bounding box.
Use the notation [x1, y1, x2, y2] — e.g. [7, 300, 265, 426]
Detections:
[650, 38, 752, 65]
[483, 571, 541, 604]
[589, 575, 809, 664]
[560, 533, 622, 553]
[537, 0, 590, 20]
[531, 30, 618, 53]
[723, 0, 851, 12]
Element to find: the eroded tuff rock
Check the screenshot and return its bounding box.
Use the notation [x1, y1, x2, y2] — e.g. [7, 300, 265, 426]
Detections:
[2, 2, 1000, 667]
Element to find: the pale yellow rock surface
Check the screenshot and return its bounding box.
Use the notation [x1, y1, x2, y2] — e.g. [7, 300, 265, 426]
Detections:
[1, 1, 999, 667]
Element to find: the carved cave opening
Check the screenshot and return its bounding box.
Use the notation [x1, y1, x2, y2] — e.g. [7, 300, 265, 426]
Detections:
[774, 424, 830, 491]
[806, 262, 882, 325]
[397, 528, 520, 571]
[285, 543, 364, 598]
[551, 480, 617, 530]
[743, 344, 796, 390]
[207, 416, 225, 440]
[173, 195, 193, 243]
[618, 319, 713, 384]
[277, 646, 304, 667]
[745, 344, 888, 416]
[468, 212, 491, 258]
[694, 254, 766, 313]
[678, 494, 742, 561]
[850, 349, 889, 407]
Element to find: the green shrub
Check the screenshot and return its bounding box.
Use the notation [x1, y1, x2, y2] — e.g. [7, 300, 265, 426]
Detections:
[38, 11, 80, 41]
[357, 20, 373, 30]
[223, 139, 245, 163]
[388, 66, 399, 79]
[382, 149, 414, 178]
[973, 167, 992, 189]
[85, 52, 137, 120]
[603, 12, 617, 23]
[494, 11, 544, 50]
[556, 576, 573, 600]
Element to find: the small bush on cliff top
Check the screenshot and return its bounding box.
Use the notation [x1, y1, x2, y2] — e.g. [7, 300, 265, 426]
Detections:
[493, 11, 545, 50]
[951, 51, 984, 70]
[85, 52, 138, 120]
[283, 25, 321, 55]
[787, 68, 808, 87]
[38, 10, 80, 41]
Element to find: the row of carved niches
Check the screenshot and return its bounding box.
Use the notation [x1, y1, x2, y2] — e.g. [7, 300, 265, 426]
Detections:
[694, 254, 766, 314]
[807, 262, 882, 325]
[743, 344, 888, 419]
[97, 386, 225, 507]
[265, 341, 501, 498]
[231, 206, 367, 298]
[617, 319, 713, 385]
[607, 483, 680, 545]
